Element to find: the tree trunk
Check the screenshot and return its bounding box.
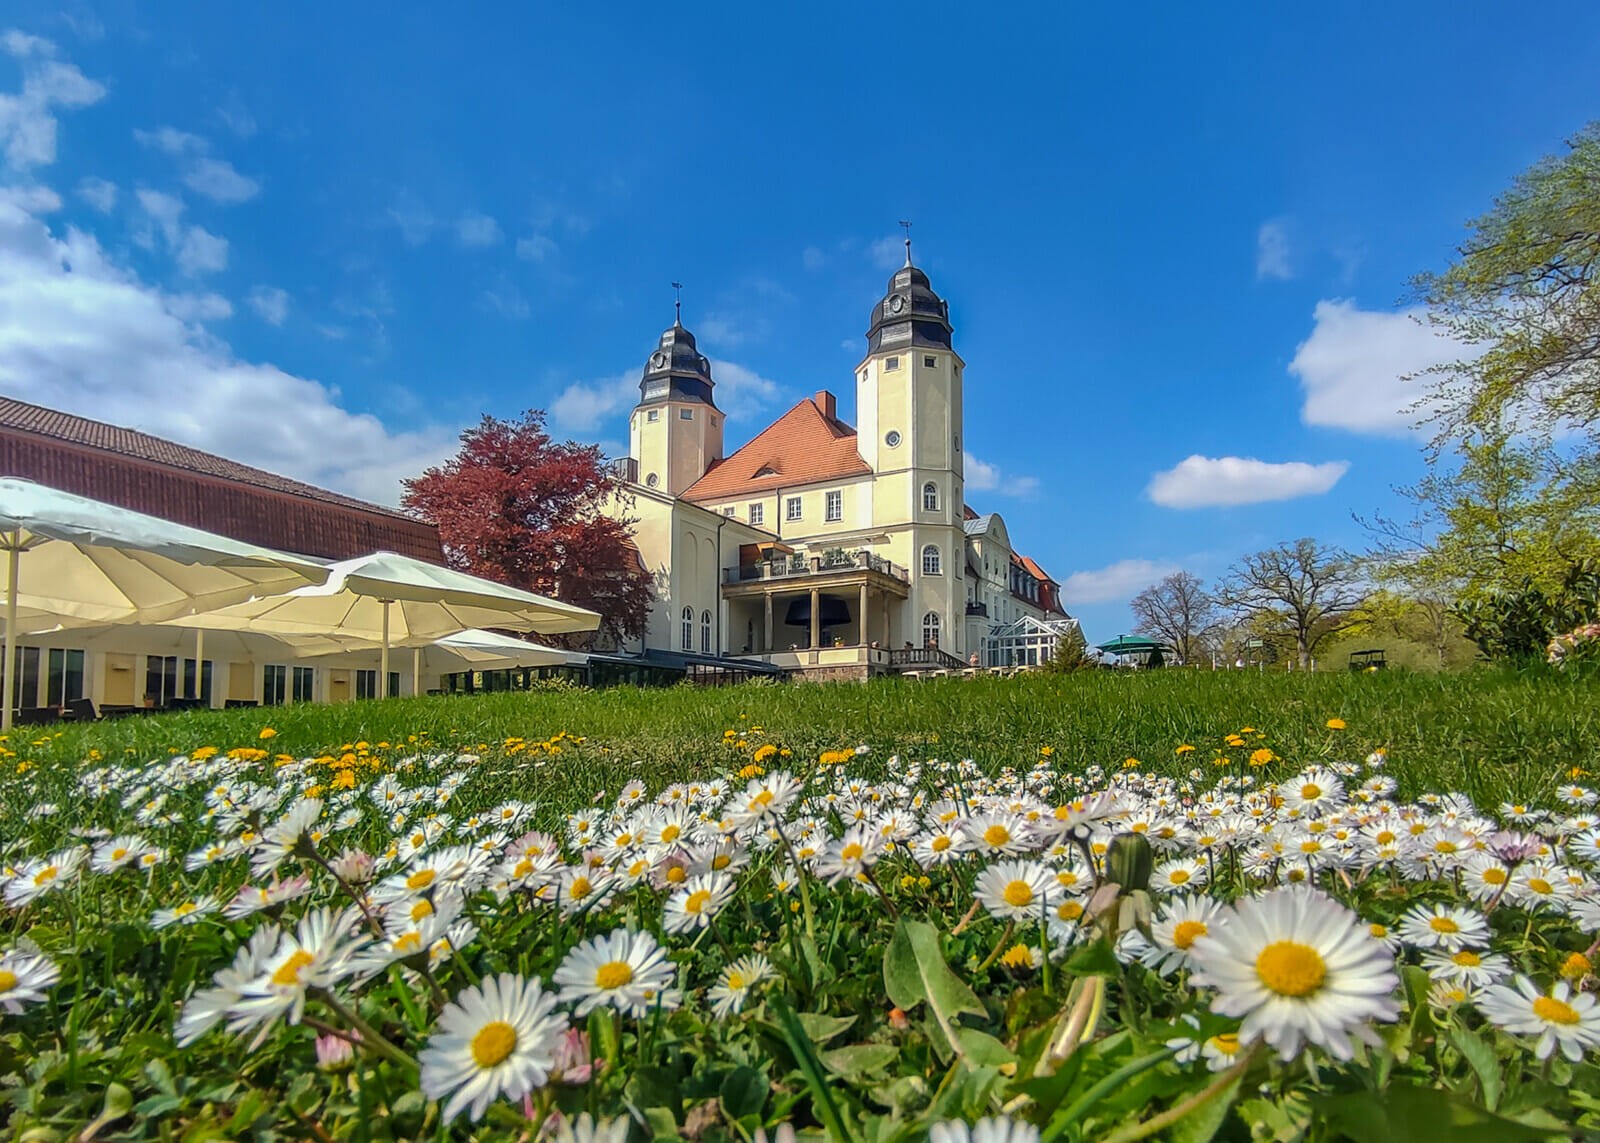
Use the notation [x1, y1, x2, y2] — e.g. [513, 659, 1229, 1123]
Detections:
[1297, 633, 1311, 672]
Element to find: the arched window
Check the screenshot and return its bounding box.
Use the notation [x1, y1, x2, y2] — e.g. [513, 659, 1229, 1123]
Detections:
[681, 606, 693, 651]
[923, 482, 939, 512]
[923, 611, 941, 648]
[701, 610, 713, 654]
[922, 544, 941, 575]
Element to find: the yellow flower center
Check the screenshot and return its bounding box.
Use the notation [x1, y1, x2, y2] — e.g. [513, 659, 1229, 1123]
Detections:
[1435, 841, 1458, 854]
[410, 899, 434, 921]
[712, 855, 731, 870]
[666, 866, 687, 884]
[406, 869, 436, 890]
[660, 825, 681, 844]
[685, 889, 713, 914]
[1209, 1032, 1240, 1055]
[1370, 923, 1387, 938]
[753, 790, 774, 807]
[1169, 869, 1191, 884]
[1482, 868, 1507, 885]
[514, 859, 535, 878]
[1533, 996, 1581, 1025]
[470, 1021, 518, 1067]
[32, 865, 57, 886]
[1057, 901, 1084, 922]
[1300, 784, 1321, 800]
[931, 836, 952, 853]
[0, 971, 16, 993]
[1255, 941, 1327, 997]
[983, 825, 1011, 847]
[1527, 878, 1553, 895]
[840, 843, 864, 861]
[175, 902, 196, 917]
[1002, 880, 1034, 908]
[725, 971, 747, 990]
[1172, 920, 1208, 949]
[1429, 916, 1460, 934]
[272, 950, 316, 987]
[1562, 952, 1592, 979]
[111, 848, 128, 861]
[1452, 950, 1481, 967]
[395, 933, 423, 954]
[595, 961, 634, 990]
[570, 877, 593, 899]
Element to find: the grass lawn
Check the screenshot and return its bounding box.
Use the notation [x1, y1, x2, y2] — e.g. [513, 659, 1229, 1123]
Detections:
[28, 666, 1600, 807]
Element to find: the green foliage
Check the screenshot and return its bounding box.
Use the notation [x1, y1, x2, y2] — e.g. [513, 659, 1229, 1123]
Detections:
[1453, 561, 1600, 661]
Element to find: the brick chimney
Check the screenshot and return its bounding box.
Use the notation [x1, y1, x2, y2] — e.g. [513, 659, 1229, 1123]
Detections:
[814, 390, 836, 420]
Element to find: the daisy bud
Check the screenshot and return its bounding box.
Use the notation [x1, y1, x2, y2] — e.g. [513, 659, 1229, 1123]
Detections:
[315, 1033, 356, 1071]
[1104, 833, 1153, 892]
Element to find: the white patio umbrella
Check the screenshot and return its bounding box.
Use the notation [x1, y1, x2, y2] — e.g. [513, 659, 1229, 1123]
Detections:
[305, 627, 577, 695]
[0, 478, 329, 728]
[164, 551, 599, 695]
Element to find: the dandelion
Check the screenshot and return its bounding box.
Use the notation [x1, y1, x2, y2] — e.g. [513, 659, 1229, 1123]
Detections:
[419, 973, 568, 1122]
[553, 929, 677, 1017]
[972, 860, 1059, 923]
[1189, 885, 1400, 1061]
[0, 948, 59, 1013]
[1478, 975, 1600, 1061]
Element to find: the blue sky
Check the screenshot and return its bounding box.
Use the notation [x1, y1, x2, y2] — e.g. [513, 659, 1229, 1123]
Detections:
[1, 4, 1597, 641]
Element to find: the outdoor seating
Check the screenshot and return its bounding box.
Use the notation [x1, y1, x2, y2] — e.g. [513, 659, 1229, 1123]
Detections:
[224, 699, 259, 709]
[13, 707, 59, 726]
[63, 698, 96, 721]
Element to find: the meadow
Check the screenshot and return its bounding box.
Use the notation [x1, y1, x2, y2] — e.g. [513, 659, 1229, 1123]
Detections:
[0, 667, 1597, 1143]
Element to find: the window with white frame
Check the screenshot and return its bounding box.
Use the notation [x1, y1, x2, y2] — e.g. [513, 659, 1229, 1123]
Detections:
[922, 482, 939, 511]
[749, 502, 764, 526]
[884, 356, 900, 371]
[680, 408, 694, 420]
[922, 544, 941, 575]
[825, 490, 842, 522]
[701, 610, 712, 654]
[922, 611, 941, 648]
[722, 507, 735, 517]
[646, 409, 659, 423]
[681, 606, 693, 650]
[786, 496, 803, 522]
[924, 355, 937, 368]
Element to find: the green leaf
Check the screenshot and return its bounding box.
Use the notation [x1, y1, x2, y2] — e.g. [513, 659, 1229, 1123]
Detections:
[820, 1043, 899, 1081]
[1313, 1081, 1562, 1143]
[589, 1007, 620, 1072]
[1061, 938, 1121, 978]
[1167, 1071, 1244, 1143]
[883, 919, 987, 1060]
[1449, 1025, 1503, 1112]
[145, 1057, 176, 1097]
[770, 994, 857, 1143]
[720, 1066, 768, 1121]
[796, 1011, 857, 1044]
[625, 1065, 682, 1121]
[955, 1028, 1015, 1069]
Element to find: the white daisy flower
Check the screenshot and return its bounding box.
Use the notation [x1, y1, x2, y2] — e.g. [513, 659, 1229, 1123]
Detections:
[929, 1116, 1040, 1143]
[707, 953, 773, 1018]
[550, 1113, 631, 1143]
[1189, 885, 1400, 1061]
[152, 896, 221, 929]
[553, 929, 677, 1017]
[419, 973, 568, 1122]
[662, 871, 737, 935]
[1396, 903, 1490, 952]
[1421, 947, 1512, 989]
[1138, 894, 1225, 976]
[0, 948, 59, 1013]
[973, 860, 1059, 923]
[1478, 975, 1600, 1061]
[1200, 1031, 1247, 1072]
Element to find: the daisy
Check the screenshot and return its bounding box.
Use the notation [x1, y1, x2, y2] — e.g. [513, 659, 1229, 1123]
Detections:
[1396, 903, 1490, 952]
[550, 1114, 631, 1143]
[959, 812, 1036, 857]
[1189, 885, 1400, 1061]
[1200, 1031, 1247, 1072]
[4, 847, 86, 907]
[972, 860, 1059, 923]
[152, 896, 221, 929]
[814, 825, 885, 886]
[913, 828, 964, 869]
[707, 954, 773, 1018]
[554, 867, 617, 919]
[1278, 769, 1346, 817]
[929, 1116, 1040, 1143]
[0, 948, 59, 1013]
[1149, 857, 1208, 894]
[1478, 975, 1600, 1061]
[1421, 947, 1512, 989]
[662, 871, 737, 935]
[1510, 864, 1573, 912]
[553, 929, 677, 1017]
[1137, 894, 1225, 976]
[1460, 853, 1513, 904]
[91, 834, 152, 874]
[227, 907, 369, 1046]
[418, 973, 568, 1122]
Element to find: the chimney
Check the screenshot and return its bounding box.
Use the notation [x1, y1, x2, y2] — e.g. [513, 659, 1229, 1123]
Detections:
[814, 390, 836, 420]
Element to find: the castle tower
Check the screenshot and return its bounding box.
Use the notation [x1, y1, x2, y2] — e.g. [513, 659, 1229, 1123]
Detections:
[628, 317, 724, 496]
[856, 238, 967, 653]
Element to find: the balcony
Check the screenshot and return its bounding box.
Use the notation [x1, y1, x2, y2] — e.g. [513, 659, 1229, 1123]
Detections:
[966, 601, 988, 617]
[724, 549, 909, 586]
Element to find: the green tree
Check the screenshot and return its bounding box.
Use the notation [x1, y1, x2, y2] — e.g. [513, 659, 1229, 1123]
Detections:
[1415, 124, 1600, 451]
[1213, 539, 1367, 671]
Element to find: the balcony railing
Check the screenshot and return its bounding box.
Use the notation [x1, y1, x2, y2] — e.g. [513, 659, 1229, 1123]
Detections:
[724, 549, 909, 585]
[965, 601, 988, 617]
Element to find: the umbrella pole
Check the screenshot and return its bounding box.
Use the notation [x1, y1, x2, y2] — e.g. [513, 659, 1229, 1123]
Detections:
[412, 646, 420, 697]
[379, 599, 391, 699]
[2, 541, 15, 731]
[195, 628, 205, 705]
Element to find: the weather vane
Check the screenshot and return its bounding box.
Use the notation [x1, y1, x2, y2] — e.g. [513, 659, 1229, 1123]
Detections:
[898, 220, 913, 264]
[671, 281, 683, 324]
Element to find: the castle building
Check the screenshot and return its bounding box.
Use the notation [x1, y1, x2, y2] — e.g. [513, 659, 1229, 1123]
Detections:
[609, 242, 1076, 679]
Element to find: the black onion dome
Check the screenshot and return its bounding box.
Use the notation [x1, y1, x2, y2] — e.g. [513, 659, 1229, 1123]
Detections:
[638, 320, 717, 407]
[866, 244, 953, 355]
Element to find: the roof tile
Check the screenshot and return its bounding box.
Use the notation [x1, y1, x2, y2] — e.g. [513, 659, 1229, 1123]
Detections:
[682, 395, 871, 502]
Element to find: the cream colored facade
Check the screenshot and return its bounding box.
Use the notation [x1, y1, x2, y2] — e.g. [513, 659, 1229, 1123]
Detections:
[610, 249, 1072, 674]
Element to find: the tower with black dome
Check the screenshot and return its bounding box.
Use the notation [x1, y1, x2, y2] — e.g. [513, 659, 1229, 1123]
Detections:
[855, 236, 968, 654]
[628, 316, 724, 497]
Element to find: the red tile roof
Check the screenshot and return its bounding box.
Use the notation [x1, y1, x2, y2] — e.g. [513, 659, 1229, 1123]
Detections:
[682, 394, 871, 502]
[0, 396, 445, 563]
[1018, 556, 1057, 586]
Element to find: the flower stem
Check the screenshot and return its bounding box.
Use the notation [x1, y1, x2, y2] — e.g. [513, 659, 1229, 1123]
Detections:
[316, 990, 418, 1073]
[976, 919, 1015, 973]
[1101, 1043, 1258, 1143]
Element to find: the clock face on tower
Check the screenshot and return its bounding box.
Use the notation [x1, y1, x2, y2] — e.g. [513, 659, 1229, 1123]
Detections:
[649, 351, 668, 370]
[888, 294, 906, 315]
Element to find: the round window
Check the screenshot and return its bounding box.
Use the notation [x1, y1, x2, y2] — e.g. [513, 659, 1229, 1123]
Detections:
[885, 430, 902, 448]
[646, 472, 660, 488]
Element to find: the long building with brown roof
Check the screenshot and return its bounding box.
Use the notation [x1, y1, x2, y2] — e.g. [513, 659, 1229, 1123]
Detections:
[0, 396, 443, 563]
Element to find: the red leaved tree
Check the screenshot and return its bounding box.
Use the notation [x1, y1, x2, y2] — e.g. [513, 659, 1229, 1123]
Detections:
[402, 411, 652, 648]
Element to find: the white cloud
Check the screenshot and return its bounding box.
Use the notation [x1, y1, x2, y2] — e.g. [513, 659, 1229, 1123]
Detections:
[386, 193, 433, 245]
[0, 195, 457, 505]
[550, 372, 636, 434]
[176, 225, 227, 275]
[216, 94, 256, 138]
[0, 31, 105, 167]
[965, 452, 1039, 498]
[1256, 219, 1291, 280]
[184, 157, 259, 203]
[707, 360, 782, 421]
[802, 245, 824, 270]
[1290, 299, 1463, 435]
[133, 125, 204, 156]
[516, 234, 556, 262]
[456, 210, 502, 248]
[1059, 558, 1179, 606]
[481, 282, 529, 320]
[135, 187, 184, 243]
[247, 284, 289, 325]
[1147, 454, 1349, 508]
[76, 175, 115, 212]
[868, 235, 904, 270]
